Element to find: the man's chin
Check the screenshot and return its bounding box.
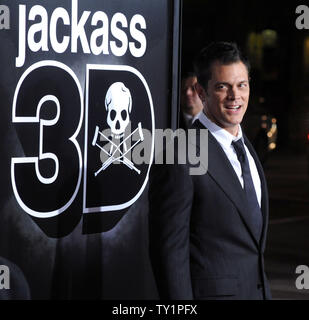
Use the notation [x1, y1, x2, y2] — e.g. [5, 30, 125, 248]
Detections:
[183, 107, 195, 116]
[225, 115, 244, 126]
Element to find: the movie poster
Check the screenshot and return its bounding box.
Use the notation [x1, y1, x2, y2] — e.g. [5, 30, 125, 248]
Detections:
[0, 0, 180, 299]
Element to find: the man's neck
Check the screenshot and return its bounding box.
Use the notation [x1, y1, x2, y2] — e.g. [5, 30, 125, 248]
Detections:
[204, 111, 239, 137]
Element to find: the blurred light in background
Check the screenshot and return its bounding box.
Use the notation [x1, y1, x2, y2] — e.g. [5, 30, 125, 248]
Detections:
[262, 29, 278, 48]
[247, 30, 278, 70]
[269, 142, 276, 150]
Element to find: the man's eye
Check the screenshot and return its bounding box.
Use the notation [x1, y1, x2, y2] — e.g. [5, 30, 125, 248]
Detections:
[216, 84, 226, 89]
[239, 82, 248, 88]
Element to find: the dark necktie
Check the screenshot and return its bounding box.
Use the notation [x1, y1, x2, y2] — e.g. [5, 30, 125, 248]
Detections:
[232, 139, 263, 241]
[187, 118, 193, 128]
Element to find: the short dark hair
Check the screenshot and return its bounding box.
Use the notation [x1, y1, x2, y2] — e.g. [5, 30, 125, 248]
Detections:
[181, 70, 196, 81]
[181, 61, 197, 81]
[194, 41, 250, 89]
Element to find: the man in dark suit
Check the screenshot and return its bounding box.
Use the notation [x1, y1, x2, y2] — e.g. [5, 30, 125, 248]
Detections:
[179, 70, 204, 129]
[148, 42, 272, 300]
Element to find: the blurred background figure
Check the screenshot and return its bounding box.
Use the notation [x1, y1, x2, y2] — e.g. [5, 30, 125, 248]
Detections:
[179, 70, 204, 129]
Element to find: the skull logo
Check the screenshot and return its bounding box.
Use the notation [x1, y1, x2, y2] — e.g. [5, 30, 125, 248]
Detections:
[105, 82, 132, 137]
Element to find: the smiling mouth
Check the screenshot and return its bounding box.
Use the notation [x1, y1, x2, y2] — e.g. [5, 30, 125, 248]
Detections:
[226, 105, 241, 110]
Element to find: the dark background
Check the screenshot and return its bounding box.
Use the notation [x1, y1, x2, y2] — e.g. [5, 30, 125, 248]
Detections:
[182, 0, 309, 152]
[182, 0, 309, 299]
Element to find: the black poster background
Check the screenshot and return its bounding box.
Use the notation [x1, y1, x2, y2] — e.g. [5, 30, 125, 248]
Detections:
[0, 0, 180, 299]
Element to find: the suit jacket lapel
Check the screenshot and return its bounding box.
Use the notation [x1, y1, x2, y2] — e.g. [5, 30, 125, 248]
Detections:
[192, 120, 262, 248]
[243, 135, 269, 250]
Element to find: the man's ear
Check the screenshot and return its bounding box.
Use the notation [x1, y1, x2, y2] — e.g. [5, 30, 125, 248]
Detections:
[195, 82, 206, 102]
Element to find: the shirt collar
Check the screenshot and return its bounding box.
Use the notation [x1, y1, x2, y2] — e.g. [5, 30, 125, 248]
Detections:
[183, 110, 203, 126]
[198, 111, 243, 149]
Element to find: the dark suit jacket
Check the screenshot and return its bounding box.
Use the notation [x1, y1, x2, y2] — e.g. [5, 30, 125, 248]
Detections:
[148, 120, 272, 300]
[179, 111, 188, 130]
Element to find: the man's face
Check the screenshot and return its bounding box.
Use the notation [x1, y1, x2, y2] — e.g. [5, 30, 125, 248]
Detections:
[202, 61, 250, 136]
[180, 76, 204, 116]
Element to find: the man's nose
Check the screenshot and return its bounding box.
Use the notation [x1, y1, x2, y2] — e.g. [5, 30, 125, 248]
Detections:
[227, 86, 239, 100]
[186, 87, 194, 97]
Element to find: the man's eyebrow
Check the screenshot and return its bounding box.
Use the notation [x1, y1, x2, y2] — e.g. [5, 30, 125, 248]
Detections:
[214, 81, 230, 86]
[215, 80, 249, 85]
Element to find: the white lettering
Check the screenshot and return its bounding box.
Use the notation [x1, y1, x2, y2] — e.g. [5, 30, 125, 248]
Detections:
[112, 304, 147, 318]
[71, 0, 90, 53]
[129, 14, 146, 57]
[15, 0, 148, 67]
[90, 11, 109, 55]
[27, 5, 49, 52]
[110, 13, 128, 56]
[155, 304, 198, 315]
[16, 5, 26, 67]
[50, 7, 70, 53]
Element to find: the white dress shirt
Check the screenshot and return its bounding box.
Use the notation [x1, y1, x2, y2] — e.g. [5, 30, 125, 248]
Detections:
[198, 112, 262, 207]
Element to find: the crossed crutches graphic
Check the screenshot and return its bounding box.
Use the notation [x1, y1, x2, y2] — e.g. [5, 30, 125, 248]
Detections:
[92, 122, 144, 176]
